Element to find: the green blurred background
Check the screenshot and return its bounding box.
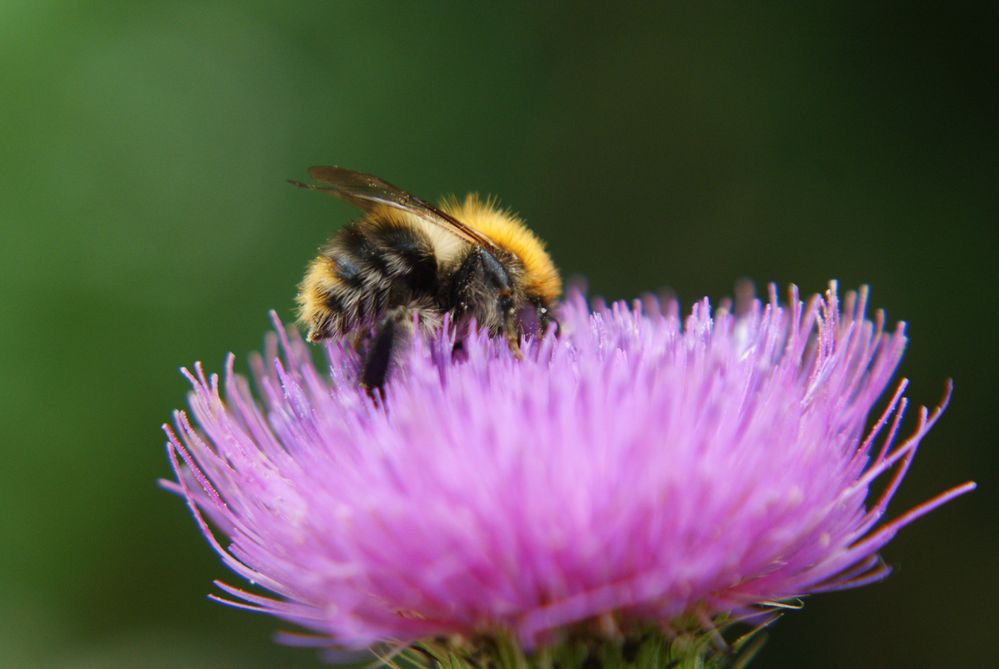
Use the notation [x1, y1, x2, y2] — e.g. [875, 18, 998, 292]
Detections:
[2, 2, 995, 667]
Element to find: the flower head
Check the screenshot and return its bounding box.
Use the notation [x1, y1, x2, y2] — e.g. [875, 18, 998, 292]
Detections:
[164, 282, 972, 662]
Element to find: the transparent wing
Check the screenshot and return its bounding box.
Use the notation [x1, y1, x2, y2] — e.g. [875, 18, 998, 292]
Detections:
[290, 166, 499, 252]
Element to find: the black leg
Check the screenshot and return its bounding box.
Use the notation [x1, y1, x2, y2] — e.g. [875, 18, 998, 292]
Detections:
[498, 291, 522, 359]
[360, 306, 410, 393]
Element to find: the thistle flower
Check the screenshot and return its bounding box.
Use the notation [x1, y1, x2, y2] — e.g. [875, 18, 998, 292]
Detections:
[164, 282, 973, 668]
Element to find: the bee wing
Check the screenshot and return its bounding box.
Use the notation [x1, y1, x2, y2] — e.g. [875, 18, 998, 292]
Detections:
[292, 166, 500, 252]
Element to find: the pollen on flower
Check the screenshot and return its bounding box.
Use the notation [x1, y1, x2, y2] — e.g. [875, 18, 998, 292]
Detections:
[163, 281, 974, 665]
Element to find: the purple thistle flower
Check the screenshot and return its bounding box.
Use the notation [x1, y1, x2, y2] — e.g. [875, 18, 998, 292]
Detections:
[164, 282, 973, 663]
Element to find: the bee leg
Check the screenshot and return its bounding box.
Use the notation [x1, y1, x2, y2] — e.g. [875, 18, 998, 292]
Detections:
[360, 306, 410, 394]
[499, 291, 522, 359]
[505, 329, 522, 359]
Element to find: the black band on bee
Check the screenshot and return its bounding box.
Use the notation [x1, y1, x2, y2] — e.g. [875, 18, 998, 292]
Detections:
[331, 252, 364, 288]
[323, 291, 346, 314]
[333, 225, 391, 278]
[371, 226, 437, 296]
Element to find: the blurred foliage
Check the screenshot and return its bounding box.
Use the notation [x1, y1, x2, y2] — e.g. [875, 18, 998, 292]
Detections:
[1, 2, 995, 668]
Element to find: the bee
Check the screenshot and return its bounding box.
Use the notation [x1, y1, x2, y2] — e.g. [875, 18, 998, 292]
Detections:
[290, 166, 561, 390]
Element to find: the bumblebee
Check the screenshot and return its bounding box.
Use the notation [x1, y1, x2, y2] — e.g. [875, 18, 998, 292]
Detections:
[291, 167, 561, 389]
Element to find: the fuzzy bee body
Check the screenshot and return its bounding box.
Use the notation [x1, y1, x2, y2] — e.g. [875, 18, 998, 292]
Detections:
[299, 210, 441, 340]
[292, 167, 561, 390]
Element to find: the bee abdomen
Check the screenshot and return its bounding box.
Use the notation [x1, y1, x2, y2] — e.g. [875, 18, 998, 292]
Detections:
[370, 225, 438, 294]
[299, 220, 440, 341]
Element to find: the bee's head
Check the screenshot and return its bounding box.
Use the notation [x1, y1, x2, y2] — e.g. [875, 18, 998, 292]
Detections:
[443, 194, 562, 307]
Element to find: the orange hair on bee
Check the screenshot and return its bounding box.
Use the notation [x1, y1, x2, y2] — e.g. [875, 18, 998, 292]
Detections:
[441, 194, 561, 302]
[297, 255, 343, 339]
